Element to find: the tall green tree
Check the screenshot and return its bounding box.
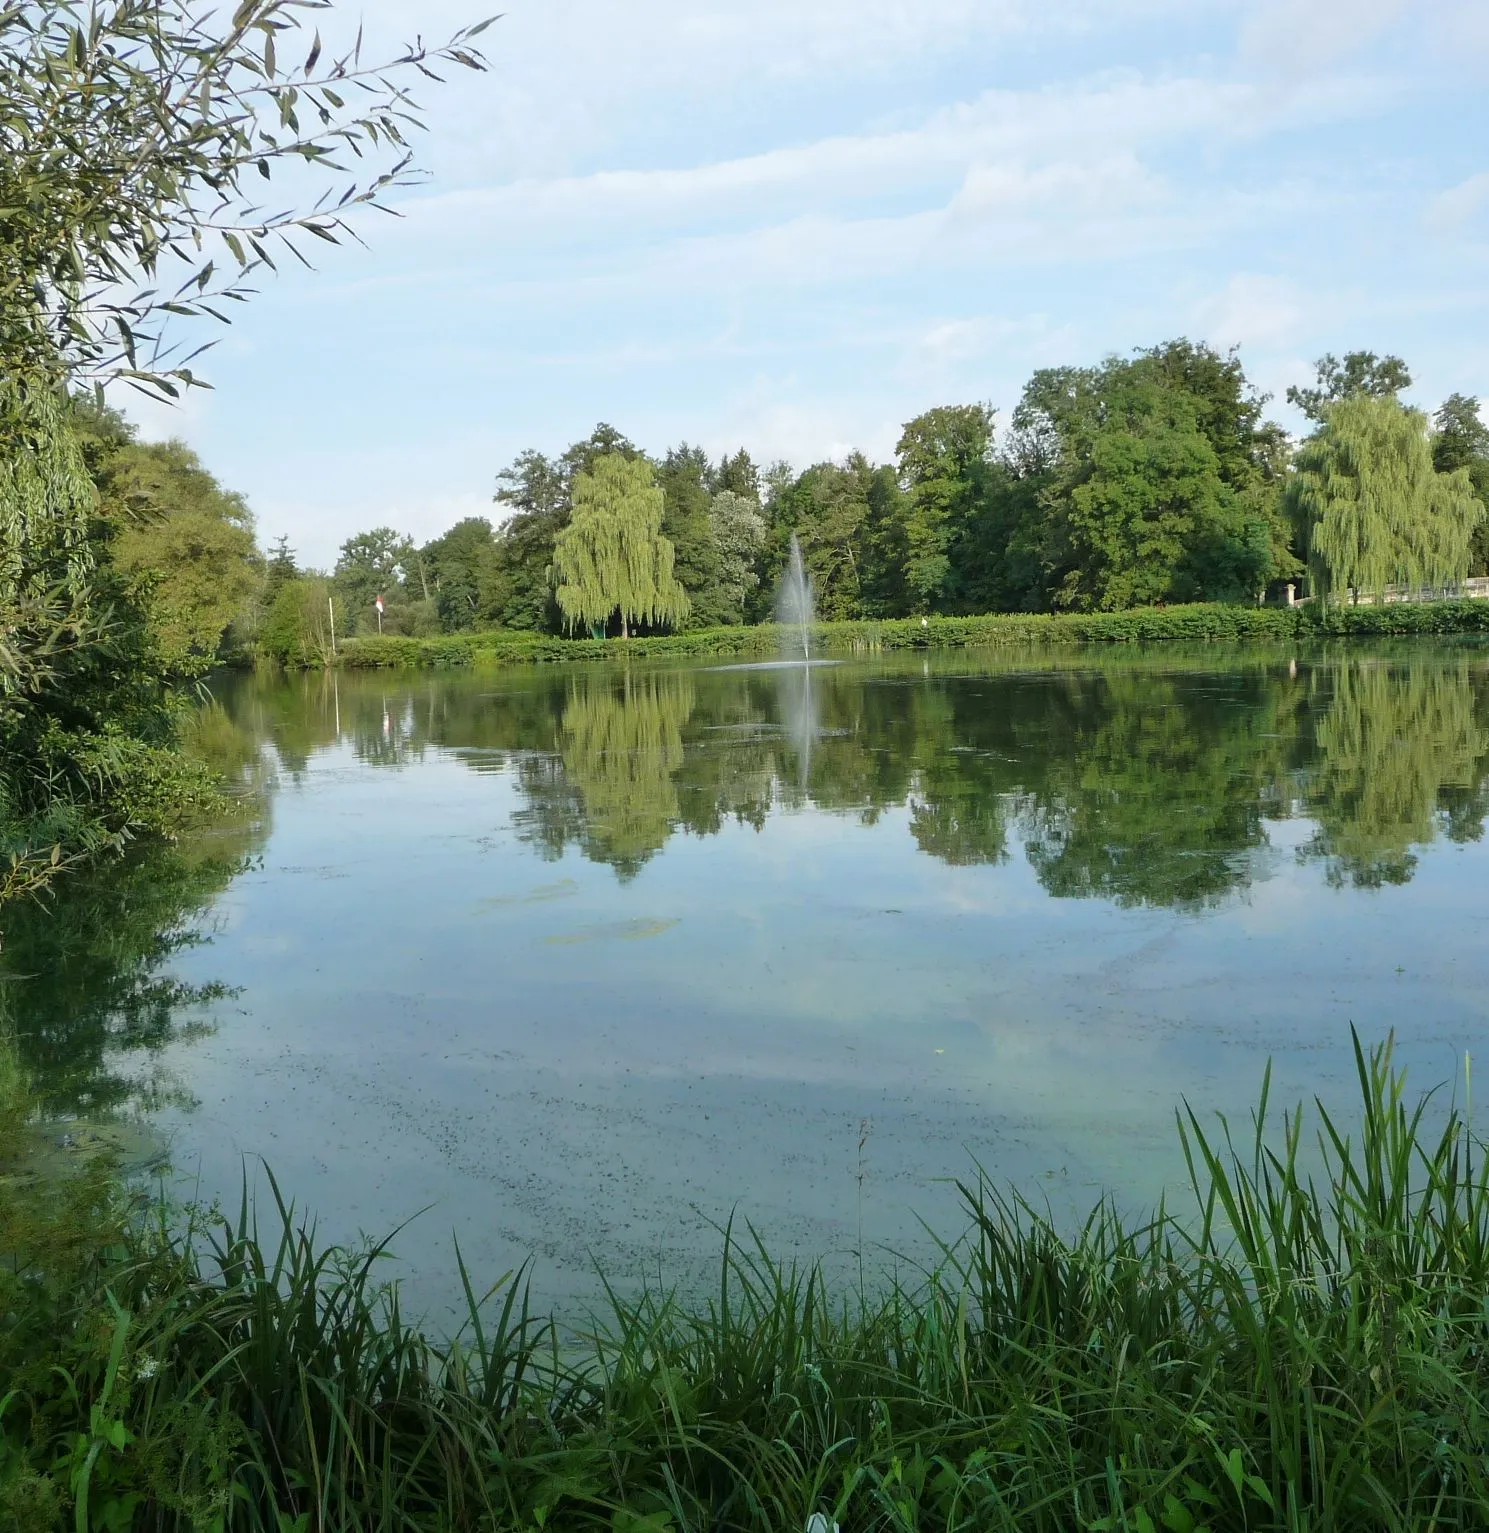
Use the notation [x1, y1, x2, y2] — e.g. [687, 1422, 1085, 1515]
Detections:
[1289, 395, 1483, 603]
[1003, 344, 1293, 611]
[762, 455, 898, 621]
[486, 427, 642, 633]
[334, 528, 415, 635]
[0, 0, 488, 908]
[552, 455, 690, 638]
[894, 404, 995, 614]
[657, 444, 726, 627]
[420, 517, 495, 631]
[263, 536, 300, 605]
[487, 450, 568, 631]
[708, 491, 766, 623]
[1432, 394, 1489, 574]
[98, 438, 262, 671]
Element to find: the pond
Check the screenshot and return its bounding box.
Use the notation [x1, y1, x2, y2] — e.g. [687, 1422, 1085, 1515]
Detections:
[6, 641, 1489, 1317]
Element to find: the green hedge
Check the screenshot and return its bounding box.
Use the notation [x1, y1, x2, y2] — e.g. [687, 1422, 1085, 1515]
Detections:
[1297, 599, 1489, 636]
[333, 600, 1489, 670]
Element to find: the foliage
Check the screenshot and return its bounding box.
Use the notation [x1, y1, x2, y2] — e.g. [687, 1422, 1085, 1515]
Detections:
[258, 575, 340, 667]
[895, 403, 995, 613]
[333, 526, 415, 636]
[553, 454, 690, 637]
[0, 0, 490, 915]
[656, 445, 725, 628]
[1286, 350, 1412, 421]
[1288, 395, 1483, 602]
[338, 602, 1304, 673]
[97, 436, 262, 672]
[1433, 394, 1489, 574]
[419, 517, 496, 632]
[0, 380, 217, 915]
[0, 0, 492, 390]
[1008, 343, 1295, 611]
[7, 1039, 1489, 1528]
[707, 490, 767, 623]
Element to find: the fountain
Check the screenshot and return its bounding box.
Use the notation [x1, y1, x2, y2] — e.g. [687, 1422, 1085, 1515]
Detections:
[706, 533, 834, 680]
[776, 533, 813, 661]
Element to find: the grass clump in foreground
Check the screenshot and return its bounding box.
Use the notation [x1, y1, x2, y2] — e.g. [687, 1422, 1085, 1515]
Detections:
[4, 1036, 1489, 1530]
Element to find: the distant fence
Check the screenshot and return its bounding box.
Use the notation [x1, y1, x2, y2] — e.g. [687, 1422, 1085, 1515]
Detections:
[1344, 577, 1489, 606]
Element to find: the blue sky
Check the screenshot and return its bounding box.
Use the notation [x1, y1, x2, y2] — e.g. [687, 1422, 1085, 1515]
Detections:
[119, 0, 1489, 568]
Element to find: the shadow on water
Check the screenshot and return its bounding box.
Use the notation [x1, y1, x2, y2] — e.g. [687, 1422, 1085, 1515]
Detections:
[0, 698, 271, 1119]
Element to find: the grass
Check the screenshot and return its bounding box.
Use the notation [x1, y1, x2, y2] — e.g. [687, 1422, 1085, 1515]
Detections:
[334, 599, 1489, 671]
[5, 1033, 1489, 1529]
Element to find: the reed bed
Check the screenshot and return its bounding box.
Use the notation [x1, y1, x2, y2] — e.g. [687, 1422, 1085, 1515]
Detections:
[4, 1034, 1489, 1531]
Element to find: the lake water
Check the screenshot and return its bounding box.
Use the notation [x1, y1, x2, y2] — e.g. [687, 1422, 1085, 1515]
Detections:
[7, 642, 1489, 1317]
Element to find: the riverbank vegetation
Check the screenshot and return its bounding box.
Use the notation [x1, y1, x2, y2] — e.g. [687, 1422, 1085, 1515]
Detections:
[4, 1035, 1489, 1530]
[0, 0, 490, 920]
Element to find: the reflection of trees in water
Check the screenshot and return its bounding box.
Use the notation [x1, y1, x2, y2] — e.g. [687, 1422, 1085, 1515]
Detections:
[0, 702, 268, 1117]
[209, 651, 1489, 911]
[1300, 659, 1489, 888]
[516, 671, 697, 880]
[1016, 670, 1303, 909]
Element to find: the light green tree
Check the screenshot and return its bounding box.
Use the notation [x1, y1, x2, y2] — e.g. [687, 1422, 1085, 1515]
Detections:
[552, 455, 690, 638]
[1289, 395, 1483, 604]
[103, 439, 262, 672]
[708, 490, 766, 622]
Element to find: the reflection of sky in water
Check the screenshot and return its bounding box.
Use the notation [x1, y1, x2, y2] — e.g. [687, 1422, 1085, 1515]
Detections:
[19, 650, 1489, 1318]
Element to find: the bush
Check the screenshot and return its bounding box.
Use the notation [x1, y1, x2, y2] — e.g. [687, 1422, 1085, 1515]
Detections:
[337, 603, 1307, 669]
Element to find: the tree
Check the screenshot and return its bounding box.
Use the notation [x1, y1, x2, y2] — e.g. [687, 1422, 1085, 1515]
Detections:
[420, 517, 495, 631]
[488, 450, 568, 631]
[1289, 395, 1483, 603]
[1287, 352, 1412, 422]
[0, 0, 488, 910]
[708, 491, 766, 623]
[552, 455, 690, 638]
[260, 576, 340, 667]
[713, 449, 761, 499]
[657, 444, 725, 627]
[99, 439, 262, 672]
[764, 455, 895, 622]
[333, 528, 415, 635]
[895, 405, 995, 613]
[485, 427, 643, 633]
[264, 535, 300, 604]
[1433, 394, 1489, 574]
[1004, 345, 1295, 611]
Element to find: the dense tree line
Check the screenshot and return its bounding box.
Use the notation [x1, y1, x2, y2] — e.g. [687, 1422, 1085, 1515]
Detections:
[296, 345, 1489, 650]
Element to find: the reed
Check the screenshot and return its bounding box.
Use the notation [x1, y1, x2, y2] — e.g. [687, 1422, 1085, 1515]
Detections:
[4, 1034, 1489, 1530]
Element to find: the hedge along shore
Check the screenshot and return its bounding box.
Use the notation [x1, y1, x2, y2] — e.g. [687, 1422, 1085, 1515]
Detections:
[334, 599, 1489, 670]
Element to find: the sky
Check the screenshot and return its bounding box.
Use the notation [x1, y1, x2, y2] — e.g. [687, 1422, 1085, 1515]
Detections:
[118, 0, 1489, 568]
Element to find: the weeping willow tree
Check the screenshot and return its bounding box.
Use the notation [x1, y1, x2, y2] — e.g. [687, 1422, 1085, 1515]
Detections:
[0, 378, 126, 901]
[1289, 396, 1483, 603]
[552, 455, 691, 638]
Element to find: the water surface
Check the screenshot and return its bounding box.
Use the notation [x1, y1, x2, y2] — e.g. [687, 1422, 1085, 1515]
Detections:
[8, 643, 1489, 1315]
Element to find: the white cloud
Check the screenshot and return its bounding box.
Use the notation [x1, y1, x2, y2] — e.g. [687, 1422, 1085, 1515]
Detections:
[111, 0, 1489, 557]
[1429, 172, 1489, 230]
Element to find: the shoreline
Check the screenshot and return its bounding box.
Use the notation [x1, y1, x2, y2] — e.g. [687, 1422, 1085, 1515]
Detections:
[330, 598, 1489, 670]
